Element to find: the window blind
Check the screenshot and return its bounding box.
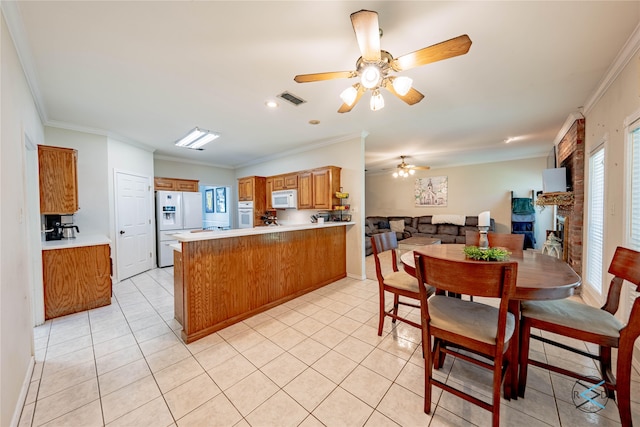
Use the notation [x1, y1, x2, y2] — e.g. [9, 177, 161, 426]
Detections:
[586, 146, 605, 294]
[631, 125, 640, 250]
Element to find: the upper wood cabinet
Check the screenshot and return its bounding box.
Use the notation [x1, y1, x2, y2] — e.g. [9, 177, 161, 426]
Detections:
[38, 145, 79, 214]
[238, 176, 267, 224]
[296, 167, 341, 210]
[312, 166, 341, 209]
[273, 173, 298, 191]
[154, 177, 199, 192]
[297, 172, 313, 209]
[265, 177, 274, 210]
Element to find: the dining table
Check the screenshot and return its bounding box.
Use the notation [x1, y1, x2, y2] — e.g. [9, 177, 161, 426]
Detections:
[400, 243, 581, 399]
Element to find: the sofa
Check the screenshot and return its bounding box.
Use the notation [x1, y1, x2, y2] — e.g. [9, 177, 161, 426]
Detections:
[365, 215, 496, 256]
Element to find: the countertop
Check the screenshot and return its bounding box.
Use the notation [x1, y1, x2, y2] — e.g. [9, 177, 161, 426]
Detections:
[42, 234, 111, 250]
[173, 221, 355, 243]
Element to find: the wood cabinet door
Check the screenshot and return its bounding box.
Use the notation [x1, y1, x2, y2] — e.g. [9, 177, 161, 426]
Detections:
[265, 178, 274, 210]
[312, 168, 332, 209]
[175, 179, 199, 192]
[38, 145, 79, 214]
[312, 167, 341, 210]
[272, 175, 285, 191]
[154, 177, 176, 191]
[238, 178, 253, 201]
[43, 244, 112, 319]
[284, 173, 298, 189]
[297, 172, 313, 209]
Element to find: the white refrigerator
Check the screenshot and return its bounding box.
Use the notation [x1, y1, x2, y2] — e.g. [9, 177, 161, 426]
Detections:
[156, 191, 203, 267]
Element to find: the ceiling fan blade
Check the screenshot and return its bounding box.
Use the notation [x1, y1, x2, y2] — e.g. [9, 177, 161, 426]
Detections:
[391, 34, 472, 72]
[412, 166, 431, 170]
[384, 78, 425, 105]
[338, 84, 366, 113]
[294, 71, 356, 83]
[350, 10, 381, 62]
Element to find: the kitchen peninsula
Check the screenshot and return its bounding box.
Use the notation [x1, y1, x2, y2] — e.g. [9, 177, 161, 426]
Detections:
[172, 221, 354, 343]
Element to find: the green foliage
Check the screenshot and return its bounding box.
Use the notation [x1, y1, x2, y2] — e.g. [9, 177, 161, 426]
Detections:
[463, 246, 511, 261]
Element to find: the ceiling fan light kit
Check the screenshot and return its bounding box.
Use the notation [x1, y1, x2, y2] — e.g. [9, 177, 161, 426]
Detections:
[393, 155, 430, 178]
[340, 86, 359, 106]
[370, 90, 385, 111]
[293, 9, 472, 113]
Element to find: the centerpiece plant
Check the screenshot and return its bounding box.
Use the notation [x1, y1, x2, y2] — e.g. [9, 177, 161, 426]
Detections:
[463, 246, 511, 261]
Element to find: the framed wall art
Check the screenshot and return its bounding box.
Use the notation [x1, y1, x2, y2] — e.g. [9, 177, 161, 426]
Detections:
[215, 187, 226, 213]
[415, 176, 448, 207]
[205, 189, 214, 213]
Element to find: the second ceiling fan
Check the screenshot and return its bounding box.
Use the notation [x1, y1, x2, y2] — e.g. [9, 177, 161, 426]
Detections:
[294, 9, 472, 113]
[393, 156, 430, 178]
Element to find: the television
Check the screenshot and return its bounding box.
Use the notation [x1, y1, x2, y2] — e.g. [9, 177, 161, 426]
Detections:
[542, 167, 567, 193]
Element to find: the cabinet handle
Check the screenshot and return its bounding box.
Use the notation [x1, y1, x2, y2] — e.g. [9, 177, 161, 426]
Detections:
[119, 230, 125, 235]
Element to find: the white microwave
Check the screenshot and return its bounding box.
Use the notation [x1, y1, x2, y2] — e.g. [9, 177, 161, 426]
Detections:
[272, 189, 298, 209]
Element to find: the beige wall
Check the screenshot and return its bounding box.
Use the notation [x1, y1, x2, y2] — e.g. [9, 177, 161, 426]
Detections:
[366, 157, 553, 248]
[44, 127, 110, 236]
[583, 51, 640, 310]
[1, 11, 44, 426]
[154, 157, 237, 189]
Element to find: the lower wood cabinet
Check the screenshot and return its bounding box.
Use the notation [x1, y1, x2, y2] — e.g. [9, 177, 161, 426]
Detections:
[42, 244, 112, 320]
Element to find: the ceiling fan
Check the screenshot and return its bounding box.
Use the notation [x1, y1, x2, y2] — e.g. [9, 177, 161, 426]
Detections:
[394, 156, 430, 178]
[293, 9, 472, 113]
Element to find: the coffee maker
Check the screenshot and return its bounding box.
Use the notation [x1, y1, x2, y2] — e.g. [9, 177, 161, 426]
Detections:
[44, 214, 63, 241]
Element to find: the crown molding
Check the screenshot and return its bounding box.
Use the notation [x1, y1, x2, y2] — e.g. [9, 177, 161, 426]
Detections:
[583, 21, 640, 115]
[555, 21, 640, 144]
[45, 120, 156, 152]
[1, 1, 48, 123]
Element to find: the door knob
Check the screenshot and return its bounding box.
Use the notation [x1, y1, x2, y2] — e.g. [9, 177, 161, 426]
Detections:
[119, 230, 125, 235]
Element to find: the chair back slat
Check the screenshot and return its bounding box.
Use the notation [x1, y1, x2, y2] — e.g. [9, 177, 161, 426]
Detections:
[465, 231, 524, 251]
[371, 232, 400, 276]
[608, 246, 640, 290]
[489, 233, 525, 251]
[415, 252, 517, 299]
[371, 231, 399, 254]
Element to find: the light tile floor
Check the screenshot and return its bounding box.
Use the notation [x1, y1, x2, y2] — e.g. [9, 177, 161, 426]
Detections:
[18, 267, 640, 426]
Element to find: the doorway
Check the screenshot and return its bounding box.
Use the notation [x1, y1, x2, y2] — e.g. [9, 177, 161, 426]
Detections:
[201, 184, 231, 230]
[115, 171, 153, 281]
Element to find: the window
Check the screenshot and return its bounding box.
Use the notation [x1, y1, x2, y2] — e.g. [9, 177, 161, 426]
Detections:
[630, 121, 640, 250]
[585, 146, 605, 295]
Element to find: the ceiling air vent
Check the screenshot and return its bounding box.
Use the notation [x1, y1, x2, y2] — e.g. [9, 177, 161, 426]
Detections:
[277, 91, 306, 106]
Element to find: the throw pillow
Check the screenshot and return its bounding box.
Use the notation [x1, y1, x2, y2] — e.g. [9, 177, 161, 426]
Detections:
[390, 220, 405, 233]
[378, 220, 390, 229]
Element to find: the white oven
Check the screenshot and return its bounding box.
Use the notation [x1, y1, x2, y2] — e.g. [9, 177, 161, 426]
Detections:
[238, 201, 254, 228]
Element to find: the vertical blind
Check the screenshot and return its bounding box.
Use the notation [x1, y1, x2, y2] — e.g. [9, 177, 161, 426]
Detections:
[586, 146, 605, 295]
[631, 124, 640, 250]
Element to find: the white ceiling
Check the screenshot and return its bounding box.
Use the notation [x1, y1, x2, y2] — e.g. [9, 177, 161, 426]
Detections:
[4, 1, 640, 174]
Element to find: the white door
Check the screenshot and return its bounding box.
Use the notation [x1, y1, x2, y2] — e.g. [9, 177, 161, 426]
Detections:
[116, 171, 153, 281]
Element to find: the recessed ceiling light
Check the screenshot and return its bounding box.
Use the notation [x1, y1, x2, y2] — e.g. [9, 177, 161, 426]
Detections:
[308, 120, 320, 125]
[265, 100, 279, 108]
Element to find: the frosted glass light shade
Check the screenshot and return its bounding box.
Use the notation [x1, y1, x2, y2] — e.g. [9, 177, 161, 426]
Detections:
[392, 76, 413, 96]
[370, 90, 385, 111]
[361, 65, 381, 89]
[340, 86, 358, 106]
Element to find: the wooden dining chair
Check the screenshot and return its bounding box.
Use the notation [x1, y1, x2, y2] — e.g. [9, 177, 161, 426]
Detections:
[465, 230, 525, 251]
[414, 252, 518, 427]
[371, 232, 432, 336]
[518, 246, 640, 427]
